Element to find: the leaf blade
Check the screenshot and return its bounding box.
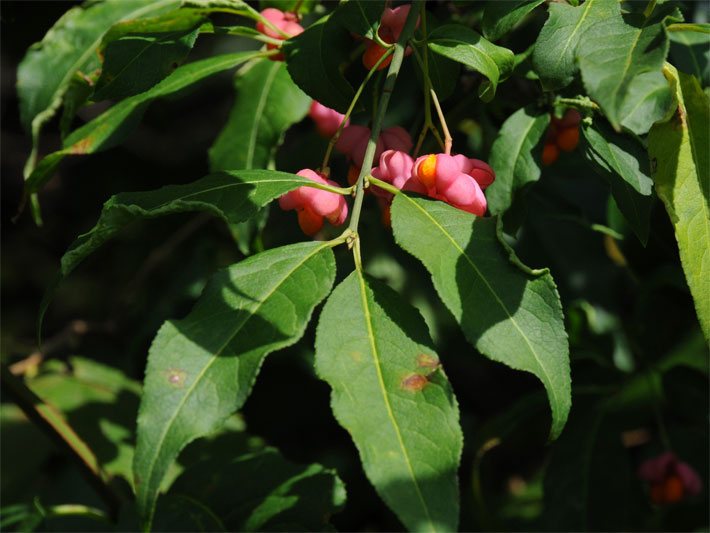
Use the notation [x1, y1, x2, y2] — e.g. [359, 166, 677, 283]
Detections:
[427, 24, 514, 101]
[648, 65, 710, 339]
[485, 106, 550, 215]
[26, 51, 263, 194]
[315, 271, 462, 532]
[134, 241, 337, 528]
[391, 196, 571, 439]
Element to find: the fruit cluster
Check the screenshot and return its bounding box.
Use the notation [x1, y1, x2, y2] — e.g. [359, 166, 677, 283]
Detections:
[542, 109, 581, 165]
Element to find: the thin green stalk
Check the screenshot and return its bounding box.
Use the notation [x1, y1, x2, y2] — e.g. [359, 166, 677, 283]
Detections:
[321, 46, 395, 171]
[368, 175, 401, 196]
[347, 1, 424, 263]
[410, 45, 446, 154]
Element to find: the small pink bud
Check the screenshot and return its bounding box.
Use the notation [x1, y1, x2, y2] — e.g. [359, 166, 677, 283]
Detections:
[638, 451, 703, 504]
[379, 5, 420, 43]
[309, 101, 348, 137]
[381, 126, 413, 154]
[439, 173, 477, 205]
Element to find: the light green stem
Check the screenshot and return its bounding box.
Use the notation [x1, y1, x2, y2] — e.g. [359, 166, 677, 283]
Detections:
[347, 1, 424, 263]
[321, 47, 395, 171]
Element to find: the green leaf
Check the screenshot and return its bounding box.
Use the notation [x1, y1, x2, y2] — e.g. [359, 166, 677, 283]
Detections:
[27, 357, 141, 484]
[315, 271, 462, 532]
[617, 71, 673, 135]
[332, 0, 385, 40]
[532, 0, 613, 91]
[283, 14, 355, 113]
[39, 170, 323, 329]
[482, 0, 546, 41]
[391, 196, 571, 439]
[209, 59, 310, 172]
[485, 106, 551, 215]
[416, 44, 460, 103]
[576, 0, 672, 129]
[17, 0, 181, 174]
[134, 241, 337, 528]
[427, 24, 514, 101]
[580, 122, 653, 244]
[648, 64, 710, 340]
[170, 447, 345, 530]
[669, 29, 710, 86]
[25, 51, 263, 194]
[93, 10, 207, 101]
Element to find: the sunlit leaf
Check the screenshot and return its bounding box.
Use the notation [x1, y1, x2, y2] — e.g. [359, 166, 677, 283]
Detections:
[391, 196, 571, 439]
[315, 271, 462, 532]
[648, 64, 710, 339]
[134, 241, 337, 528]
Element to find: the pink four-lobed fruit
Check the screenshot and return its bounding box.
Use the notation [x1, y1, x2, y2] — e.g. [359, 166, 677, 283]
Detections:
[278, 169, 348, 235]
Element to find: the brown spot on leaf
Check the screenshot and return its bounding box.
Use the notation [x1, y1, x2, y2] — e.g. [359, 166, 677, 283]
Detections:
[70, 138, 93, 154]
[166, 368, 187, 387]
[401, 373, 428, 392]
[416, 353, 440, 370]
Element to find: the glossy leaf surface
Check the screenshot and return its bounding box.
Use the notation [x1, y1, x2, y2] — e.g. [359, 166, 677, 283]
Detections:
[427, 24, 514, 101]
[315, 271, 462, 532]
[391, 196, 571, 439]
[134, 241, 337, 527]
[94, 10, 206, 101]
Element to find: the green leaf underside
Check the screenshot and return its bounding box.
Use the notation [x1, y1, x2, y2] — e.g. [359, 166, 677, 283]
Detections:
[427, 24, 514, 101]
[26, 51, 263, 194]
[576, 0, 672, 129]
[170, 448, 345, 531]
[39, 170, 320, 330]
[283, 14, 354, 113]
[532, 0, 612, 91]
[134, 241, 337, 527]
[94, 10, 207, 101]
[581, 123, 654, 244]
[391, 196, 571, 439]
[486, 106, 550, 215]
[17, 0, 180, 158]
[482, 0, 546, 41]
[315, 271, 462, 532]
[209, 59, 310, 172]
[648, 65, 710, 339]
[617, 71, 673, 135]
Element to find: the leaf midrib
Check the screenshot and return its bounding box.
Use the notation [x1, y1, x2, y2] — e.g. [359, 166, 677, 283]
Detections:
[356, 270, 436, 532]
[138, 242, 331, 510]
[550, 0, 595, 71]
[402, 196, 560, 410]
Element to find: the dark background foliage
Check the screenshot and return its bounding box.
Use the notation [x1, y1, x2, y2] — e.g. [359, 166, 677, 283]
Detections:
[2, 1, 707, 531]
